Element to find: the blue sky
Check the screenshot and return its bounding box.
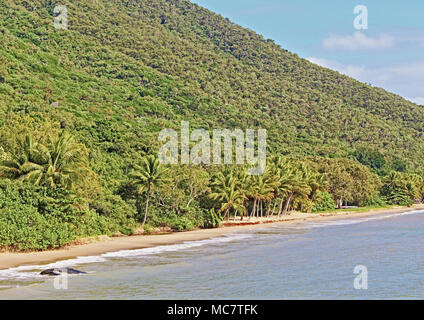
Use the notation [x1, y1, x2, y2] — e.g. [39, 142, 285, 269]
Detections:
[192, 0, 424, 104]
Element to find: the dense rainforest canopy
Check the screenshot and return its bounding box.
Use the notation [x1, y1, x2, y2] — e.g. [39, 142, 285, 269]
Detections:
[0, 0, 423, 250]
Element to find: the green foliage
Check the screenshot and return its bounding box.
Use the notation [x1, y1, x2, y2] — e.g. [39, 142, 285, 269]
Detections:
[1, 0, 424, 251]
[89, 191, 138, 235]
[0, 115, 100, 196]
[164, 215, 196, 232]
[1, 0, 424, 173]
[145, 205, 203, 232]
[130, 154, 169, 226]
[0, 178, 136, 251]
[312, 192, 335, 212]
[353, 148, 387, 175]
[0, 180, 81, 250]
[307, 157, 381, 207]
[203, 209, 223, 228]
[362, 193, 387, 207]
[380, 172, 422, 206]
[384, 191, 413, 207]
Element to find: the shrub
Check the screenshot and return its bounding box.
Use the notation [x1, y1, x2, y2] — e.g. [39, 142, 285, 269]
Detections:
[312, 191, 335, 212]
[361, 192, 387, 207]
[0, 180, 136, 251]
[202, 209, 222, 228]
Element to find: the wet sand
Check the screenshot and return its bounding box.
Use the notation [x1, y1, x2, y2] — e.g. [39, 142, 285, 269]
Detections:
[1, 204, 423, 270]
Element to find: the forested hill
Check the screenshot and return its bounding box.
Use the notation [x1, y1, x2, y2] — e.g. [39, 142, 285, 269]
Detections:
[0, 0, 423, 170]
[2, 0, 424, 251]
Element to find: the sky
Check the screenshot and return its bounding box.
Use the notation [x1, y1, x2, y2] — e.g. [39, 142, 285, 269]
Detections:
[192, 0, 424, 105]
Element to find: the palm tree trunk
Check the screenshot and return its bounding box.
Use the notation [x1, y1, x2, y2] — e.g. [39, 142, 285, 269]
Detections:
[308, 192, 316, 213]
[260, 201, 263, 217]
[241, 201, 247, 221]
[266, 200, 271, 217]
[224, 207, 230, 220]
[271, 199, 277, 216]
[142, 185, 151, 227]
[257, 200, 260, 217]
[282, 192, 294, 216]
[277, 195, 285, 217]
[250, 198, 257, 219]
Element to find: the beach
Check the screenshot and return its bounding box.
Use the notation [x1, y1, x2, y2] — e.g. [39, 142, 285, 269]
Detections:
[1, 204, 424, 271]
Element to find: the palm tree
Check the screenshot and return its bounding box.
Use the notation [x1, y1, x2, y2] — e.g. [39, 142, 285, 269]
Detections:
[383, 171, 404, 189]
[131, 155, 169, 227]
[248, 169, 278, 218]
[43, 132, 90, 189]
[209, 169, 247, 220]
[0, 135, 45, 184]
[0, 133, 89, 190]
[273, 160, 297, 217]
[233, 168, 250, 220]
[266, 157, 282, 216]
[306, 171, 327, 213]
[283, 164, 311, 215]
[210, 186, 246, 219]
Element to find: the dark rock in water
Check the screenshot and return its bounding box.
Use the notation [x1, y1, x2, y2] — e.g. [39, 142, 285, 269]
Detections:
[40, 269, 60, 276]
[40, 267, 86, 276]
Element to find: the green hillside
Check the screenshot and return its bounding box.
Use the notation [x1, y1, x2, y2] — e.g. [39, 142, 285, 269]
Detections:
[0, 0, 423, 250]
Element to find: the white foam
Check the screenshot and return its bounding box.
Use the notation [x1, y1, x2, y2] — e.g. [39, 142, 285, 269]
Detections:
[102, 234, 252, 258]
[0, 255, 106, 281]
[293, 209, 424, 229]
[306, 219, 364, 228]
[366, 210, 423, 220]
[0, 234, 252, 280]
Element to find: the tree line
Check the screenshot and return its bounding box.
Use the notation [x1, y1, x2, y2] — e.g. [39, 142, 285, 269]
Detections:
[1, 117, 423, 251]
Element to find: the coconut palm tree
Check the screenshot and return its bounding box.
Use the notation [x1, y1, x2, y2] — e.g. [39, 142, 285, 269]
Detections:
[233, 167, 250, 220]
[282, 164, 311, 215]
[248, 169, 279, 218]
[0, 133, 90, 190]
[43, 132, 90, 189]
[306, 171, 327, 213]
[0, 135, 46, 184]
[209, 168, 247, 220]
[210, 185, 247, 219]
[274, 161, 297, 217]
[131, 155, 169, 227]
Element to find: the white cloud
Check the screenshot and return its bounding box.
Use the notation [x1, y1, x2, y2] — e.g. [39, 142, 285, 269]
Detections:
[307, 57, 424, 104]
[322, 32, 395, 51]
[307, 57, 366, 79]
[407, 97, 424, 105]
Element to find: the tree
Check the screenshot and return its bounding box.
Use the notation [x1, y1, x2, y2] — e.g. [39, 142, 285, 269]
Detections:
[178, 166, 210, 209]
[282, 164, 311, 215]
[269, 156, 296, 217]
[0, 132, 91, 191]
[131, 155, 169, 227]
[43, 132, 91, 190]
[317, 158, 379, 208]
[380, 171, 418, 206]
[0, 135, 46, 184]
[247, 169, 279, 218]
[353, 147, 386, 175]
[209, 168, 247, 219]
[306, 171, 327, 213]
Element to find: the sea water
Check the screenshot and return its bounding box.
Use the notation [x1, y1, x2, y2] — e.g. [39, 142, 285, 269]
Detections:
[0, 210, 423, 299]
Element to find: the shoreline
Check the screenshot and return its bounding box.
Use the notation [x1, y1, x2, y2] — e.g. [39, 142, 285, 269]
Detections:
[1, 204, 424, 270]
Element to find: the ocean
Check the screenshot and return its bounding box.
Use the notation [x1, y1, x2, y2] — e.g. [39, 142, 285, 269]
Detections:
[0, 210, 423, 299]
